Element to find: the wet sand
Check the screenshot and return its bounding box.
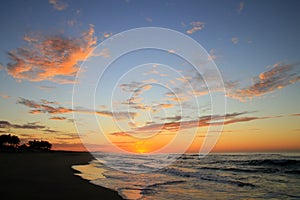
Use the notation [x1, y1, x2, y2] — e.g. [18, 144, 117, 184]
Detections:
[0, 151, 124, 200]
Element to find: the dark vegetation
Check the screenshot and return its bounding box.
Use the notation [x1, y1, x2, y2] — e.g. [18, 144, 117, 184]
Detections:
[0, 134, 52, 151]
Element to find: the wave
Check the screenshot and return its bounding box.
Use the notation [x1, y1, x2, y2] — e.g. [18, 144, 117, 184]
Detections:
[197, 166, 287, 174]
[74, 153, 300, 200]
[162, 167, 255, 188]
[247, 159, 300, 166]
[147, 180, 186, 188]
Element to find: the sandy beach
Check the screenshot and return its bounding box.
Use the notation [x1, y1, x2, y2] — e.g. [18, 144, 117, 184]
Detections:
[0, 151, 124, 200]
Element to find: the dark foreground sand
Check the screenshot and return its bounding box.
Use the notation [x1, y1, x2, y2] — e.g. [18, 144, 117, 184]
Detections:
[0, 151, 124, 200]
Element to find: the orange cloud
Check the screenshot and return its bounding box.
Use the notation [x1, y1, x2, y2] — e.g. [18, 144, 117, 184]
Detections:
[143, 78, 158, 83]
[5, 25, 96, 84]
[159, 103, 174, 108]
[0, 93, 10, 99]
[130, 103, 150, 110]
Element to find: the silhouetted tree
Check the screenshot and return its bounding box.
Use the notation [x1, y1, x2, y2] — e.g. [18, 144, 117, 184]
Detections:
[10, 135, 20, 147]
[0, 134, 20, 148]
[28, 140, 52, 151]
[0, 134, 53, 151]
[19, 143, 28, 150]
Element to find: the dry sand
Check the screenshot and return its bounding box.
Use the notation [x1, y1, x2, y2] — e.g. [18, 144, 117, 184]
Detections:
[0, 151, 124, 200]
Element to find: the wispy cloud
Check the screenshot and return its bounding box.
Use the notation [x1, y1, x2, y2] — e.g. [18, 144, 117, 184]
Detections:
[49, 0, 68, 11]
[100, 32, 113, 41]
[17, 98, 137, 120]
[168, 49, 176, 54]
[94, 48, 110, 58]
[143, 68, 159, 76]
[146, 17, 153, 22]
[161, 115, 182, 121]
[186, 21, 205, 34]
[163, 69, 223, 103]
[4, 25, 96, 84]
[111, 112, 278, 136]
[291, 113, 300, 117]
[67, 19, 77, 27]
[228, 62, 300, 101]
[143, 78, 158, 83]
[111, 112, 277, 136]
[0, 120, 45, 130]
[37, 85, 56, 92]
[237, 2, 245, 14]
[49, 116, 67, 121]
[0, 93, 10, 99]
[231, 37, 239, 44]
[94, 110, 137, 120]
[208, 49, 217, 61]
[120, 81, 153, 107]
[18, 98, 72, 114]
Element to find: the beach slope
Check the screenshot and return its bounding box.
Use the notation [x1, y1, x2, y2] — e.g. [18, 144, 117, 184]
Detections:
[0, 151, 123, 200]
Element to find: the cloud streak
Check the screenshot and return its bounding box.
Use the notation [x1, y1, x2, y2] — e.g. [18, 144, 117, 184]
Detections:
[110, 111, 277, 136]
[0, 120, 47, 130]
[49, 116, 67, 121]
[17, 98, 137, 120]
[228, 62, 300, 101]
[0, 93, 10, 99]
[291, 113, 300, 117]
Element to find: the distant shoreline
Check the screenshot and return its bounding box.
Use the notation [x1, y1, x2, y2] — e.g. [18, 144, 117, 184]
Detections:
[0, 151, 124, 200]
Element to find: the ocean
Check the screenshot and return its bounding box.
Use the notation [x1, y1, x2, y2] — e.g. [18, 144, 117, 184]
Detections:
[73, 153, 300, 199]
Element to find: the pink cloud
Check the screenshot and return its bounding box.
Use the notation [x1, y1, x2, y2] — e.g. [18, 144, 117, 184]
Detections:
[186, 21, 205, 34]
[49, 0, 68, 11]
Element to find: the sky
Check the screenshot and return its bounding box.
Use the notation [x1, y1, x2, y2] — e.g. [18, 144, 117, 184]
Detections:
[0, 0, 299, 153]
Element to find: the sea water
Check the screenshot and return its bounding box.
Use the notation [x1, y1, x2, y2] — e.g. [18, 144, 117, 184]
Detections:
[73, 153, 300, 199]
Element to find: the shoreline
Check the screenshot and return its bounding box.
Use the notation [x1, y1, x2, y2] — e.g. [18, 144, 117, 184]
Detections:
[0, 151, 124, 200]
